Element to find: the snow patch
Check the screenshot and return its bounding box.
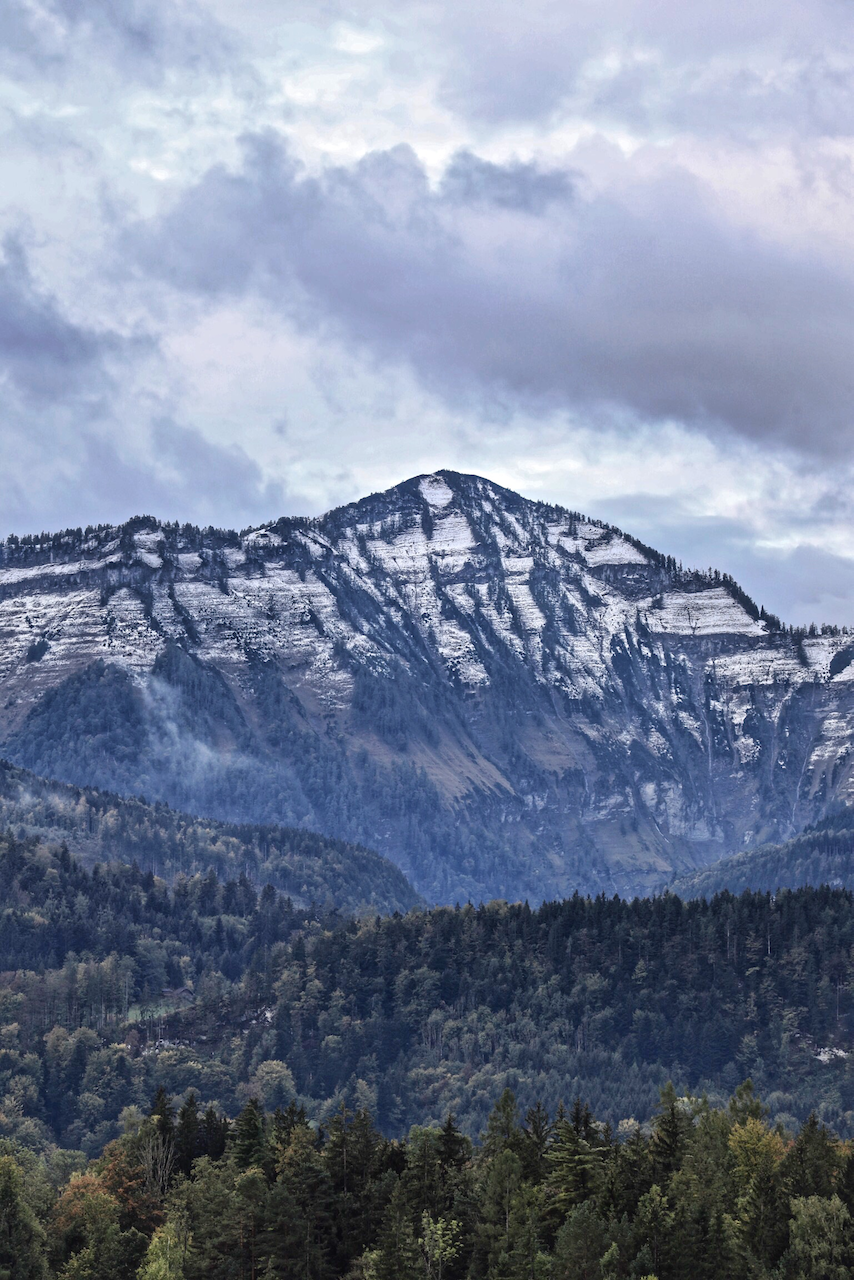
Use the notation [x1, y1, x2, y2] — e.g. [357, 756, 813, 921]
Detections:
[582, 535, 648, 567]
[419, 475, 454, 508]
[643, 589, 766, 637]
[243, 529, 283, 549]
[816, 1047, 847, 1063]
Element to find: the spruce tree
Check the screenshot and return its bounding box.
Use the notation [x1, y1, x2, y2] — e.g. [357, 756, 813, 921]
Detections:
[149, 1088, 176, 1146]
[0, 1156, 46, 1280]
[233, 1099, 270, 1174]
[202, 1106, 229, 1161]
[174, 1092, 203, 1177]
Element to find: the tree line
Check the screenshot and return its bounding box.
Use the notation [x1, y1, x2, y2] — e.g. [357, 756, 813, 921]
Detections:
[4, 1080, 854, 1279]
[5, 829, 854, 1157]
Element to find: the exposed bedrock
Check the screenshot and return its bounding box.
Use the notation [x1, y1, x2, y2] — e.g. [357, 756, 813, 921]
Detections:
[1, 470, 851, 903]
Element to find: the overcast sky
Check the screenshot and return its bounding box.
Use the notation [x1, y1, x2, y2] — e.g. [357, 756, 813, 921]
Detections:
[2, 0, 854, 623]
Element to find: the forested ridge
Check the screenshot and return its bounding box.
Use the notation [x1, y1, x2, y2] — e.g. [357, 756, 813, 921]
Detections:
[4, 1080, 854, 1278]
[669, 809, 854, 900]
[0, 758, 420, 916]
[4, 830, 854, 1166]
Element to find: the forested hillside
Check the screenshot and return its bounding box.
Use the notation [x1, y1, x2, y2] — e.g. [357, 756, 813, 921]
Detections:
[3, 1081, 854, 1280]
[3, 832, 854, 1163]
[0, 758, 419, 914]
[669, 809, 854, 899]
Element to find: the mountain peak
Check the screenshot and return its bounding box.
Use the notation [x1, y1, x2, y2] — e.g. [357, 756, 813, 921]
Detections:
[0, 470, 849, 905]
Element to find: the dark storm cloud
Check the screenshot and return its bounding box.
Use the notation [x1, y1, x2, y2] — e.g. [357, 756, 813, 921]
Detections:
[440, 152, 575, 211]
[0, 237, 118, 402]
[130, 134, 854, 454]
[0, 0, 231, 80]
[150, 420, 287, 525]
[0, 419, 288, 539]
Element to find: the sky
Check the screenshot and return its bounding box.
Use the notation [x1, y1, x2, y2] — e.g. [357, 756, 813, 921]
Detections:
[2, 1, 854, 625]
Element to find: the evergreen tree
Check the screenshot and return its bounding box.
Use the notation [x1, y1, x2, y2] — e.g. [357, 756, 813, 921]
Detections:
[174, 1093, 203, 1177]
[149, 1088, 176, 1146]
[265, 1124, 335, 1280]
[365, 1182, 422, 1280]
[324, 1105, 391, 1269]
[782, 1111, 840, 1199]
[437, 1114, 470, 1179]
[545, 1117, 604, 1221]
[202, 1107, 229, 1162]
[232, 1099, 270, 1175]
[0, 1155, 46, 1280]
[482, 1090, 526, 1162]
[650, 1084, 689, 1184]
[552, 1200, 610, 1280]
[631, 1184, 674, 1278]
[520, 1103, 551, 1184]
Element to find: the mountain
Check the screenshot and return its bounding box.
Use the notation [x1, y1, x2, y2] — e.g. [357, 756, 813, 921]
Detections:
[0, 758, 419, 915]
[2, 469, 853, 902]
[668, 808, 854, 899]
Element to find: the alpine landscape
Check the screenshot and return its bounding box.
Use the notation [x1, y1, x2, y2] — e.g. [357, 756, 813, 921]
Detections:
[3, 470, 850, 905]
[5, 0, 854, 1276]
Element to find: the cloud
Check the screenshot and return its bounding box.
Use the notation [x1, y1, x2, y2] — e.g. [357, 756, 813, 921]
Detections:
[0, 236, 118, 402]
[0, 414, 290, 538]
[440, 152, 575, 211]
[130, 132, 854, 455]
[148, 419, 288, 525]
[367, 0, 854, 133]
[0, 0, 232, 81]
[0, 234, 285, 534]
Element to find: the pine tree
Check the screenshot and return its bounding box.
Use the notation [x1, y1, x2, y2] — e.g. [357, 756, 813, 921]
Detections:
[649, 1085, 690, 1186]
[366, 1183, 422, 1280]
[482, 1090, 525, 1162]
[545, 1118, 603, 1221]
[552, 1200, 610, 1280]
[520, 1103, 551, 1185]
[324, 1105, 390, 1269]
[0, 1155, 46, 1280]
[149, 1088, 176, 1146]
[437, 1114, 470, 1177]
[233, 1099, 270, 1175]
[174, 1092, 203, 1177]
[265, 1125, 335, 1280]
[631, 1184, 674, 1278]
[202, 1106, 229, 1161]
[782, 1112, 840, 1199]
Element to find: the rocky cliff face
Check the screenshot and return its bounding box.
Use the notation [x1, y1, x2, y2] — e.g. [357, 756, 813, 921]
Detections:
[1, 470, 852, 902]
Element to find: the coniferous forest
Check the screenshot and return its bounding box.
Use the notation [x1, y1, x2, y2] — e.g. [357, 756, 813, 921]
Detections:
[2, 825, 854, 1273]
[4, 1074, 854, 1278]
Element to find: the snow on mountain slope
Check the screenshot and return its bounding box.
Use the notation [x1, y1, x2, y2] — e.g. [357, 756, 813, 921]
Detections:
[1, 470, 852, 903]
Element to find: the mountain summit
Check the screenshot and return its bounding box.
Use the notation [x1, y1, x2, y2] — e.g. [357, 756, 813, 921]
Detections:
[1, 470, 852, 901]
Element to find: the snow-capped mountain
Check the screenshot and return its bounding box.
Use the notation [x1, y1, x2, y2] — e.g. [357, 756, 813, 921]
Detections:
[2, 470, 852, 902]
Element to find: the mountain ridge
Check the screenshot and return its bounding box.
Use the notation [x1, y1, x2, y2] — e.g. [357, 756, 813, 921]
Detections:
[0, 756, 420, 914]
[667, 807, 854, 900]
[2, 469, 853, 903]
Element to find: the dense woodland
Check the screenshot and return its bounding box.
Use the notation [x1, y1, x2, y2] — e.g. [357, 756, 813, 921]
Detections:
[0, 760, 419, 916]
[670, 809, 854, 900]
[3, 830, 854, 1164]
[4, 1080, 854, 1278]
